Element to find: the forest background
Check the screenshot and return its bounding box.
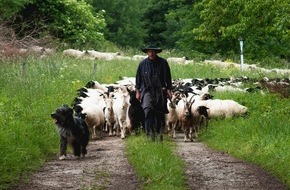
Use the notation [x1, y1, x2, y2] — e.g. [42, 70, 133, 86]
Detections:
[0, 1, 289, 189]
[0, 0, 289, 67]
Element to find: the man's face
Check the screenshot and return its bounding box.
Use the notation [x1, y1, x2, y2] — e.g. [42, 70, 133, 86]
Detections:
[147, 50, 157, 60]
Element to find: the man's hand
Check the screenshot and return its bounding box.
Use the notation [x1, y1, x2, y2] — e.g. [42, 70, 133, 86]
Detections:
[136, 89, 141, 101]
[167, 89, 172, 100]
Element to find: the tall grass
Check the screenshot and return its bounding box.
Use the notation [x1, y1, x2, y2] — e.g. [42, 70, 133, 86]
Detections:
[199, 92, 290, 186]
[126, 135, 186, 190]
[0, 54, 289, 189]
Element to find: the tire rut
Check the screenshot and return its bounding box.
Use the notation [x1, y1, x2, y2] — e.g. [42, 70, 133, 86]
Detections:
[12, 133, 287, 190]
[13, 136, 140, 190]
[174, 133, 287, 190]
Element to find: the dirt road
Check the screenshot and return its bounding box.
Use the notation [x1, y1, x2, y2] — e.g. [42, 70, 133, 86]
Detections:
[13, 133, 287, 190]
[174, 133, 287, 190]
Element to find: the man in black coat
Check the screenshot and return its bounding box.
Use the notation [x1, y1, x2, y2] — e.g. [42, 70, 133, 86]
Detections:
[135, 44, 172, 141]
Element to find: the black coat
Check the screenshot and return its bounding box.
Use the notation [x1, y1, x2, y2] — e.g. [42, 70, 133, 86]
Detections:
[135, 56, 172, 114]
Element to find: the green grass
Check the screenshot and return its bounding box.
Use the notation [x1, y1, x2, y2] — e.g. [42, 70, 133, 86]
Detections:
[0, 54, 289, 189]
[126, 134, 186, 190]
[199, 92, 290, 187]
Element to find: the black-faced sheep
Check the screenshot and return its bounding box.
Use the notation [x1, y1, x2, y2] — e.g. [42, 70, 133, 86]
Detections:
[127, 89, 145, 135]
[177, 95, 196, 142]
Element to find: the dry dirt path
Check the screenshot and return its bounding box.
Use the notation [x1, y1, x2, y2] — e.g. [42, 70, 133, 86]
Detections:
[13, 136, 140, 190]
[13, 133, 287, 190]
[174, 133, 287, 190]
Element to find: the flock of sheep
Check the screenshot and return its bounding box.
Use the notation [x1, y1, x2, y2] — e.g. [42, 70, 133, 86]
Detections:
[62, 49, 192, 64]
[62, 49, 290, 76]
[59, 48, 288, 141]
[12, 46, 290, 77]
[70, 76, 249, 142]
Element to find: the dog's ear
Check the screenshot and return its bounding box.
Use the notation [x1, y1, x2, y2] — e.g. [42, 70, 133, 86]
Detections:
[80, 113, 87, 120]
[68, 107, 73, 115]
[63, 104, 69, 107]
[74, 105, 83, 113]
[85, 80, 94, 88]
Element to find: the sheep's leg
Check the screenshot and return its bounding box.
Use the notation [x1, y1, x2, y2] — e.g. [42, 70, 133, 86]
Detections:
[168, 123, 174, 138]
[183, 126, 189, 142]
[184, 130, 188, 142]
[109, 125, 113, 136]
[189, 127, 192, 142]
[172, 123, 176, 139]
[205, 119, 209, 129]
[92, 125, 97, 139]
[108, 123, 113, 136]
[120, 120, 126, 139]
[166, 123, 171, 137]
[114, 122, 120, 136]
[194, 126, 198, 138]
[104, 122, 108, 132]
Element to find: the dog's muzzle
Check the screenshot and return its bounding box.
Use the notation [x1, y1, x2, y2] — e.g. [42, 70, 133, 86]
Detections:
[51, 113, 59, 124]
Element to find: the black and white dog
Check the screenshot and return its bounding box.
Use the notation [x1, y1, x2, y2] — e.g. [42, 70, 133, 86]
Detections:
[51, 104, 89, 160]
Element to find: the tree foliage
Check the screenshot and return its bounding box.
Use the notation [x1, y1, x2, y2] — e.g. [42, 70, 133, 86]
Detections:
[1, 0, 106, 47]
[90, 0, 149, 48]
[0, 0, 33, 19]
[142, 0, 170, 46]
[182, 0, 290, 61]
[0, 0, 289, 65]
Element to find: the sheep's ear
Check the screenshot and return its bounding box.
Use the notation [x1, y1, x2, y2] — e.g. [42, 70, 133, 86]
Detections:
[126, 86, 131, 93]
[190, 99, 195, 107]
[117, 87, 122, 93]
[173, 91, 180, 97]
[182, 97, 187, 103]
[189, 94, 194, 103]
[109, 92, 114, 98]
[103, 93, 108, 99]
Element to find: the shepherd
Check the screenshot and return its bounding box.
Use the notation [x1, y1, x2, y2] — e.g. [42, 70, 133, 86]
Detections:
[135, 43, 173, 141]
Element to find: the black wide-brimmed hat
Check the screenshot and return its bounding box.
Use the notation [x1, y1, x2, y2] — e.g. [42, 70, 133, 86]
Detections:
[141, 43, 162, 53]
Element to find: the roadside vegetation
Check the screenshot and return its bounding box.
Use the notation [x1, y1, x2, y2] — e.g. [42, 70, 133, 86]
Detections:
[199, 91, 290, 187]
[0, 54, 289, 189]
[126, 135, 187, 190]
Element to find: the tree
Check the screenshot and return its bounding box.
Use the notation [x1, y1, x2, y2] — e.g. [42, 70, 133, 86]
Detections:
[0, 0, 32, 19]
[191, 0, 290, 61]
[90, 0, 149, 48]
[142, 0, 170, 46]
[164, 0, 208, 54]
[2, 0, 106, 48]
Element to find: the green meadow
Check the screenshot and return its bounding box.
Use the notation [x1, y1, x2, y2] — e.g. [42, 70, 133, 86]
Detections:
[0, 54, 289, 189]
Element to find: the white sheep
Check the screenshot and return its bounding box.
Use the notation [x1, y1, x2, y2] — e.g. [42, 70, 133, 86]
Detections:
[78, 88, 105, 102]
[184, 60, 194, 64]
[115, 55, 132, 60]
[85, 80, 109, 93]
[165, 91, 180, 138]
[80, 105, 105, 139]
[63, 49, 87, 58]
[167, 56, 186, 64]
[209, 85, 246, 93]
[73, 98, 105, 140]
[115, 77, 136, 86]
[112, 86, 130, 139]
[86, 50, 119, 61]
[73, 88, 106, 139]
[103, 93, 116, 136]
[176, 94, 199, 142]
[132, 55, 147, 60]
[192, 99, 248, 119]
